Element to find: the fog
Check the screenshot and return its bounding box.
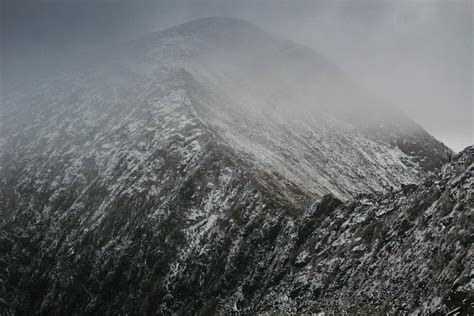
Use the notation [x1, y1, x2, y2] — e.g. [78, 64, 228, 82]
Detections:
[2, 0, 472, 151]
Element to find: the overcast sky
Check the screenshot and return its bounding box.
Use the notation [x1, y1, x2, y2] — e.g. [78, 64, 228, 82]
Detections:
[2, 0, 472, 151]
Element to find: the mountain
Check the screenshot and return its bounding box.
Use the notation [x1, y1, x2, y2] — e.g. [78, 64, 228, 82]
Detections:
[246, 146, 473, 314]
[130, 17, 451, 201]
[0, 17, 463, 314]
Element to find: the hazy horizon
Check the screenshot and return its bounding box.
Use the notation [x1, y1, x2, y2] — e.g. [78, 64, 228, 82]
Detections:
[2, 0, 472, 151]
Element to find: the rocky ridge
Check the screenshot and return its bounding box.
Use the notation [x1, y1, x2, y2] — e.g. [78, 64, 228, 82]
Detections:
[0, 17, 467, 315]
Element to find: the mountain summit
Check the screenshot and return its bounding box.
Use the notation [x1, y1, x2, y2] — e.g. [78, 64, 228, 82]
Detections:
[133, 17, 450, 201]
[0, 17, 462, 314]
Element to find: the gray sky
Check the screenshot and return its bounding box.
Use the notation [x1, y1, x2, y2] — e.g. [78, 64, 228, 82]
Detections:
[2, 0, 472, 151]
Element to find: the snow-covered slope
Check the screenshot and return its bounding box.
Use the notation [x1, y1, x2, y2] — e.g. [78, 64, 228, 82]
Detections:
[249, 146, 473, 314]
[128, 17, 451, 201]
[0, 17, 461, 314]
[2, 17, 450, 204]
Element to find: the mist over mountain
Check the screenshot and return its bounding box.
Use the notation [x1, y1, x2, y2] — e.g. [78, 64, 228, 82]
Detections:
[3, 0, 472, 152]
[0, 17, 471, 315]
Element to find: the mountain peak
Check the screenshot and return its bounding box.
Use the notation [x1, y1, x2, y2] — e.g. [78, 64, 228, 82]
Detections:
[163, 16, 260, 33]
[144, 16, 265, 43]
[1, 16, 466, 315]
[176, 16, 256, 28]
[131, 16, 272, 59]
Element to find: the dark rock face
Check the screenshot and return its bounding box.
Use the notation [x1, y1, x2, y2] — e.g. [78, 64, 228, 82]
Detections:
[250, 147, 473, 314]
[0, 17, 467, 315]
[1, 147, 472, 314]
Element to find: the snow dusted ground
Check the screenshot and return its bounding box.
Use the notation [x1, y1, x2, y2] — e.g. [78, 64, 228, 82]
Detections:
[0, 17, 465, 314]
[250, 147, 473, 314]
[133, 17, 451, 201]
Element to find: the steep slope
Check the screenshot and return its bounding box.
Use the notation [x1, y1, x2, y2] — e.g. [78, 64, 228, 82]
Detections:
[128, 17, 452, 200]
[0, 17, 460, 314]
[0, 66, 301, 314]
[2, 17, 451, 204]
[249, 146, 473, 314]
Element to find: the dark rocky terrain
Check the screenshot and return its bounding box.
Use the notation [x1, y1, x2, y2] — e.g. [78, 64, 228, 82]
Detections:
[1, 17, 469, 315]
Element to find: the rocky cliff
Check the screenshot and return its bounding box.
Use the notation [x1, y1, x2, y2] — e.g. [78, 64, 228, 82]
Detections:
[0, 18, 465, 315]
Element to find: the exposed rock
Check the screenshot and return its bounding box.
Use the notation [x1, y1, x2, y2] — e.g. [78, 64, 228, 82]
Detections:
[0, 18, 466, 315]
